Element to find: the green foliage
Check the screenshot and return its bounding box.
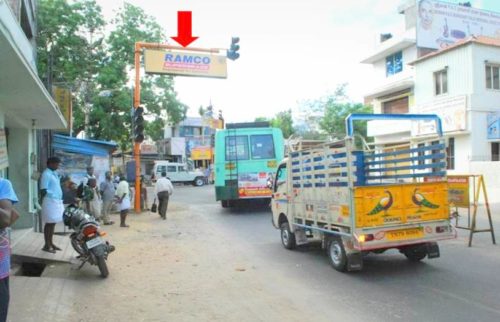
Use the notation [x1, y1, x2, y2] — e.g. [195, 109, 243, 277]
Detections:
[37, 0, 187, 150]
[297, 84, 372, 139]
[271, 109, 294, 138]
[254, 110, 295, 138]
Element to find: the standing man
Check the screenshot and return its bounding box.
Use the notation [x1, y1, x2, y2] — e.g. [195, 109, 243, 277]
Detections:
[115, 176, 131, 228]
[100, 171, 115, 225]
[40, 157, 64, 253]
[82, 178, 102, 221]
[155, 171, 173, 220]
[0, 178, 19, 322]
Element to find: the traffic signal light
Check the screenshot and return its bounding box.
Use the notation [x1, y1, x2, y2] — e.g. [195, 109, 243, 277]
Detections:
[227, 37, 240, 61]
[133, 106, 145, 143]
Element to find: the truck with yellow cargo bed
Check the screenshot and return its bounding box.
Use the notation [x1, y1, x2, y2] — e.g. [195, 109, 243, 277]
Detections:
[271, 114, 456, 272]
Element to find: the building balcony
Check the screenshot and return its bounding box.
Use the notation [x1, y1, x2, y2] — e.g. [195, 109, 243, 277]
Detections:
[364, 72, 414, 102]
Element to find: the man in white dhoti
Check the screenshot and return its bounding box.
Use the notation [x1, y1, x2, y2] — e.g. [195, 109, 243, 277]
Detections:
[40, 157, 64, 253]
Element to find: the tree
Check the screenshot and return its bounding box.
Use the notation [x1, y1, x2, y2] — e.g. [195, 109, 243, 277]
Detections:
[297, 84, 372, 139]
[271, 109, 294, 138]
[37, 0, 188, 150]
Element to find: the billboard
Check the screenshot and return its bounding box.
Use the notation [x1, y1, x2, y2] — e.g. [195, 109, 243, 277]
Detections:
[416, 0, 500, 50]
[412, 95, 467, 136]
[144, 49, 227, 79]
[487, 112, 500, 140]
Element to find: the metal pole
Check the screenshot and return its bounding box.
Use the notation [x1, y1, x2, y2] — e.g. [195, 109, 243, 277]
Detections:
[134, 43, 142, 213]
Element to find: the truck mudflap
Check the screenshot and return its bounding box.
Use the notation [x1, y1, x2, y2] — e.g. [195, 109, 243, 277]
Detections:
[426, 242, 440, 259]
[347, 252, 363, 271]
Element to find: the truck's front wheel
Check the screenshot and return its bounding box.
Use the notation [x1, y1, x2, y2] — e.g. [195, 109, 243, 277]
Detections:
[327, 238, 347, 272]
[280, 222, 296, 250]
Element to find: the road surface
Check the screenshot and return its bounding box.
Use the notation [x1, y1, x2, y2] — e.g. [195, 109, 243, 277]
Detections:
[10, 185, 500, 322]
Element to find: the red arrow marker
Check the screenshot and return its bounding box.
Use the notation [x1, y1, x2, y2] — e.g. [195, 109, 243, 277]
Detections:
[171, 11, 199, 47]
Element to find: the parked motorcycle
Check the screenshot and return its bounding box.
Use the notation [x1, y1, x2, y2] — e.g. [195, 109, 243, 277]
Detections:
[63, 205, 115, 278]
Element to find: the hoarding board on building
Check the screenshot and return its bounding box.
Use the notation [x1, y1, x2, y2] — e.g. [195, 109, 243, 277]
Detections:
[52, 86, 72, 132]
[0, 129, 8, 170]
[191, 146, 212, 160]
[412, 95, 467, 135]
[140, 143, 158, 154]
[144, 49, 227, 79]
[416, 0, 500, 50]
[202, 117, 224, 129]
[487, 112, 500, 140]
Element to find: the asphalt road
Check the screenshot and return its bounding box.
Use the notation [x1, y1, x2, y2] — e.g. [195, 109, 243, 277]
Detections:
[10, 184, 500, 322]
[176, 184, 500, 322]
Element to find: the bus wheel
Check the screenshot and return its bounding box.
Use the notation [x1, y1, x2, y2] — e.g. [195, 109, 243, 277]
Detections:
[327, 237, 347, 272]
[280, 222, 296, 250]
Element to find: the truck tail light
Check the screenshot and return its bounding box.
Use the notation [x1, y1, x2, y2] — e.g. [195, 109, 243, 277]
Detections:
[358, 234, 374, 243]
[436, 225, 449, 233]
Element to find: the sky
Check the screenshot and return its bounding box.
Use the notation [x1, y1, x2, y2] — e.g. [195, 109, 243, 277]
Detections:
[96, 0, 500, 123]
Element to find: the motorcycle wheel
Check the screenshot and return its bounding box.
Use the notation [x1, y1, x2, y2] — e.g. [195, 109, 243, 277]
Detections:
[96, 255, 109, 278]
[71, 237, 86, 256]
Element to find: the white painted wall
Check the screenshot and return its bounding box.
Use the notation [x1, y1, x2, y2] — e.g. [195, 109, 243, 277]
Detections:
[414, 45, 473, 107]
[469, 162, 500, 203]
[370, 45, 417, 86]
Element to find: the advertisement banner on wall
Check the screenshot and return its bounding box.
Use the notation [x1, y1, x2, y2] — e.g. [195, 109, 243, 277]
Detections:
[417, 0, 500, 50]
[487, 112, 500, 140]
[412, 95, 467, 136]
[238, 172, 273, 198]
[144, 49, 227, 79]
[0, 129, 8, 170]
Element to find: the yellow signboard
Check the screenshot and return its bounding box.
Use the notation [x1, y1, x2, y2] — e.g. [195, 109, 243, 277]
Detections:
[191, 147, 212, 160]
[52, 86, 72, 132]
[144, 49, 227, 79]
[0, 129, 8, 170]
[354, 182, 449, 228]
[448, 176, 470, 208]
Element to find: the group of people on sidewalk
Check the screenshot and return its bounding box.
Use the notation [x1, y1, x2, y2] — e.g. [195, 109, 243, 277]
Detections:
[41, 157, 132, 254]
[0, 157, 175, 322]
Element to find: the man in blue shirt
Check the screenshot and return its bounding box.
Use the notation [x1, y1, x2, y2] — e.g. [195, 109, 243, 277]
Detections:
[0, 178, 19, 322]
[40, 157, 64, 253]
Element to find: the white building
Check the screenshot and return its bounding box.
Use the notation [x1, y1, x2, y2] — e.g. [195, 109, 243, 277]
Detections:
[1, 0, 67, 228]
[411, 36, 500, 179]
[362, 0, 500, 199]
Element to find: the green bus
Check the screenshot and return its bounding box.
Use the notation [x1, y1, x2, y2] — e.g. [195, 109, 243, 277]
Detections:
[214, 122, 284, 207]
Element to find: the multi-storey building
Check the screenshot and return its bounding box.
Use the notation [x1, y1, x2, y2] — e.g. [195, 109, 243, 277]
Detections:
[362, 0, 500, 198]
[1, 0, 66, 228]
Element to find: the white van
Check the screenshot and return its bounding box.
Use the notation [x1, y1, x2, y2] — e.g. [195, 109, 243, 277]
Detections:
[151, 161, 205, 186]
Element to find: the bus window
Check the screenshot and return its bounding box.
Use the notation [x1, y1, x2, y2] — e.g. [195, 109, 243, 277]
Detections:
[226, 135, 249, 160]
[251, 135, 275, 159]
[274, 164, 287, 192]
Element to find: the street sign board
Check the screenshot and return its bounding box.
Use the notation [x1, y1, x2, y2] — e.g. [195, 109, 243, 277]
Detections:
[144, 49, 227, 79]
[52, 86, 72, 132]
